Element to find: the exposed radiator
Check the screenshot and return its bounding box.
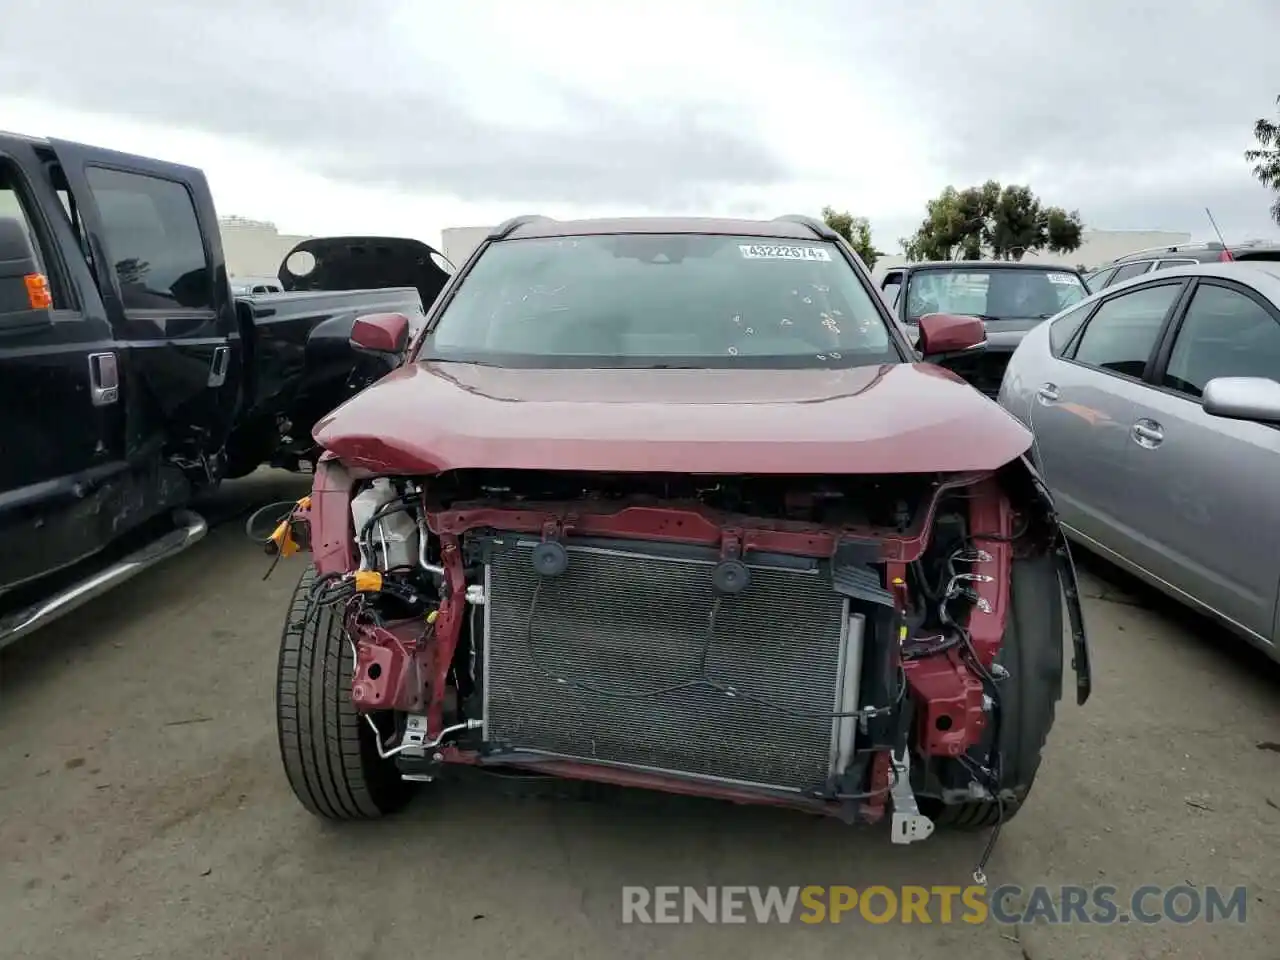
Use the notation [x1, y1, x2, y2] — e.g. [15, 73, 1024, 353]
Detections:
[480, 534, 862, 793]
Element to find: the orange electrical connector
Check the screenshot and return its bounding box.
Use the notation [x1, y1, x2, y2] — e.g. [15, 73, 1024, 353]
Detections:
[354, 570, 383, 593]
[24, 273, 52, 310]
[265, 495, 313, 557]
[267, 517, 300, 557]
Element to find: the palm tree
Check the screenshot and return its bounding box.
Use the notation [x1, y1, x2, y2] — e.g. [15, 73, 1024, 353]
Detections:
[1245, 94, 1280, 226]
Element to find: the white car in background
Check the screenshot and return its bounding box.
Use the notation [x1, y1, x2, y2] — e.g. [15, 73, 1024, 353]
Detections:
[230, 275, 283, 295]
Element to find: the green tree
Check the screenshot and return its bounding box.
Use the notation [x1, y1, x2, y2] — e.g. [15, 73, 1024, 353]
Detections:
[898, 182, 998, 262]
[821, 206, 881, 269]
[1245, 94, 1280, 226]
[899, 181, 1083, 262]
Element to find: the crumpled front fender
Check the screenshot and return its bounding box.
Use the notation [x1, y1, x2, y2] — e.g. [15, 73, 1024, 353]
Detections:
[1007, 454, 1092, 706]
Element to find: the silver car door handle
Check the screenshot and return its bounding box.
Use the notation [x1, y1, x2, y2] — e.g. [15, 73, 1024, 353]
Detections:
[1130, 420, 1164, 448]
[207, 345, 231, 388]
[1036, 383, 1059, 404]
[88, 351, 119, 406]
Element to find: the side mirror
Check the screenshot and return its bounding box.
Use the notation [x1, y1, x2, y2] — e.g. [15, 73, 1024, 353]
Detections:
[0, 216, 53, 330]
[917, 312, 987, 360]
[1201, 376, 1280, 424]
[350, 312, 410, 355]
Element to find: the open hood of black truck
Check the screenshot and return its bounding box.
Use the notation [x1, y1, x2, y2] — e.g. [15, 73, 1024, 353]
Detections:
[278, 236, 454, 310]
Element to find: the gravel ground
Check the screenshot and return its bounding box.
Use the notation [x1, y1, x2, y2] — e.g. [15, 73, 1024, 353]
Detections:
[1, 470, 1277, 960]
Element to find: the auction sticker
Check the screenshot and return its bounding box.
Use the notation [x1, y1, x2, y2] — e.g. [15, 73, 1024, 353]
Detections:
[739, 244, 831, 261]
[1046, 272, 1079, 284]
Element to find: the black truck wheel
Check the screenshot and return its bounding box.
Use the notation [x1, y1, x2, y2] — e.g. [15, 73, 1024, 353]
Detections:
[276, 563, 414, 819]
[929, 550, 1064, 829]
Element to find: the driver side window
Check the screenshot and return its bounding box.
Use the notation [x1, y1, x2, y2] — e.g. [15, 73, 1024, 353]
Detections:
[0, 159, 71, 310]
[1048, 302, 1093, 357]
[880, 273, 903, 309]
[1085, 266, 1116, 291]
[905, 274, 941, 319]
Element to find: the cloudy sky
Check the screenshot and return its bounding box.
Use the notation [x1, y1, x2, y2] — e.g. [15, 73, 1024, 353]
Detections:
[1, 0, 1277, 251]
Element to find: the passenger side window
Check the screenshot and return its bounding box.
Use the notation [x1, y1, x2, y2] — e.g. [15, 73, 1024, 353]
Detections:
[1049, 302, 1093, 357]
[1108, 261, 1154, 285]
[1162, 285, 1280, 398]
[1072, 283, 1182, 378]
[84, 167, 213, 311]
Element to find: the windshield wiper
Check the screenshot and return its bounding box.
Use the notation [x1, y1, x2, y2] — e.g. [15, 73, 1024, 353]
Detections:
[632, 362, 711, 370]
[969, 313, 1054, 322]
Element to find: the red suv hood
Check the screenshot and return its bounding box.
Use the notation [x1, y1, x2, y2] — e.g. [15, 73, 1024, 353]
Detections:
[313, 361, 1032, 475]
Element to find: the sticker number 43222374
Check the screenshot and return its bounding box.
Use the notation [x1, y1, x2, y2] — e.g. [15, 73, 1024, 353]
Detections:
[739, 244, 832, 261]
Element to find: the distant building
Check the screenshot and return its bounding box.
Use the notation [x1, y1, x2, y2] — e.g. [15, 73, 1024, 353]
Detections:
[871, 229, 1193, 276]
[218, 216, 313, 279]
[1056, 229, 1193, 270]
[441, 225, 493, 267]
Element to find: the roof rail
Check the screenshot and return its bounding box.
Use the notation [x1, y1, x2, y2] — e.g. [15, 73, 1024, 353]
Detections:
[1118, 244, 1179, 259]
[490, 215, 549, 240]
[773, 214, 840, 241]
[1116, 239, 1221, 261]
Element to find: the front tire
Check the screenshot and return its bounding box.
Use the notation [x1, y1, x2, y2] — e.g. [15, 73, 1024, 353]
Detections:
[276, 563, 414, 819]
[929, 550, 1064, 828]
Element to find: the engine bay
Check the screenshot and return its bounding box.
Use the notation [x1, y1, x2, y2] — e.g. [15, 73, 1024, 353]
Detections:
[274, 457, 1087, 850]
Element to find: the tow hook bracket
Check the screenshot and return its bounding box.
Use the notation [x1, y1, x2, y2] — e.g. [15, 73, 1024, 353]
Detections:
[720, 529, 743, 560]
[402, 714, 429, 756]
[889, 749, 935, 845]
[712, 528, 750, 595]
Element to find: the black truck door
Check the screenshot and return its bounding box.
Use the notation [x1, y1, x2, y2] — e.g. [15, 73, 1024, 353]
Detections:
[0, 139, 129, 594]
[48, 140, 240, 482]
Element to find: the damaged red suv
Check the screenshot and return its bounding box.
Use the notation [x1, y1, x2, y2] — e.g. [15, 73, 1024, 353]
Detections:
[274, 215, 1091, 850]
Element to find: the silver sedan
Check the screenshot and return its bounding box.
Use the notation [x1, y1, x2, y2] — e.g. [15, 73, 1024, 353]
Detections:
[998, 262, 1280, 661]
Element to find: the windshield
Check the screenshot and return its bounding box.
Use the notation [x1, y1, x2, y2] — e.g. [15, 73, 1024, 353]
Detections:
[904, 267, 1087, 321]
[422, 234, 900, 368]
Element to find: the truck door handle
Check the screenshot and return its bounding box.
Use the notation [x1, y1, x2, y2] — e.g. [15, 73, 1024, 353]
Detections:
[207, 345, 230, 387]
[1036, 383, 1059, 404]
[1130, 419, 1164, 448]
[88, 351, 119, 406]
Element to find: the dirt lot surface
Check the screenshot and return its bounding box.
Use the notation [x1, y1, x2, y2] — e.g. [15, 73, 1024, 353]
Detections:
[1, 471, 1277, 960]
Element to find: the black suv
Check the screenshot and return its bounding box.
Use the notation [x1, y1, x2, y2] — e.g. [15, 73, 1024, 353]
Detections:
[1085, 240, 1280, 291]
[877, 259, 1090, 397]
